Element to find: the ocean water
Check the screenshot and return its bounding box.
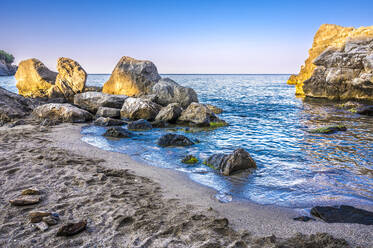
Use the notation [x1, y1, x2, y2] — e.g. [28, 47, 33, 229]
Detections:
[1, 74, 372, 209]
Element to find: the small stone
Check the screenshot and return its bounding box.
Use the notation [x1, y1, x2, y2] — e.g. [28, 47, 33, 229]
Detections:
[35, 221, 49, 232]
[43, 215, 59, 226]
[103, 127, 131, 138]
[293, 216, 316, 222]
[157, 133, 195, 147]
[56, 220, 87, 236]
[21, 188, 41, 195]
[29, 211, 51, 223]
[10, 195, 41, 206]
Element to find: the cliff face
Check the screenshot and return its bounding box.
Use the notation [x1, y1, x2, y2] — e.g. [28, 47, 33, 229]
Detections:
[288, 24, 373, 96]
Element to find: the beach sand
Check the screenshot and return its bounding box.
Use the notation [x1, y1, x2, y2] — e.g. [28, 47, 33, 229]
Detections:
[0, 123, 372, 247]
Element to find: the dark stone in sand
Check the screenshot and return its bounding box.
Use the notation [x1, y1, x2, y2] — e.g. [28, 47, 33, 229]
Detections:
[9, 195, 41, 206]
[29, 211, 51, 223]
[127, 119, 152, 130]
[311, 205, 373, 225]
[103, 127, 131, 138]
[357, 105, 373, 116]
[94, 117, 126, 126]
[157, 133, 194, 147]
[56, 220, 87, 236]
[293, 216, 316, 222]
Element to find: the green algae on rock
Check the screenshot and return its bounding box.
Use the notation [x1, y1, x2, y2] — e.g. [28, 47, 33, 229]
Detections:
[308, 125, 347, 134]
[181, 155, 199, 164]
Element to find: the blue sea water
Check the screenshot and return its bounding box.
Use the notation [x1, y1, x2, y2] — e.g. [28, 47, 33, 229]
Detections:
[1, 74, 372, 209]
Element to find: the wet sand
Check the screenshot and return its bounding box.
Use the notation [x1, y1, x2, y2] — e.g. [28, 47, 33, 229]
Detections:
[0, 123, 371, 247]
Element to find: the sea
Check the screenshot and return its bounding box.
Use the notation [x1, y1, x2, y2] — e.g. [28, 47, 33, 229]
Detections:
[1, 74, 372, 210]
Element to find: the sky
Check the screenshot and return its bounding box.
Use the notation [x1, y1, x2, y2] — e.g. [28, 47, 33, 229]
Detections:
[1, 0, 372, 74]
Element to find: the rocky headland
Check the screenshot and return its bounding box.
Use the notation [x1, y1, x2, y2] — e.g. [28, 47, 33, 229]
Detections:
[0, 50, 17, 76]
[288, 24, 373, 101]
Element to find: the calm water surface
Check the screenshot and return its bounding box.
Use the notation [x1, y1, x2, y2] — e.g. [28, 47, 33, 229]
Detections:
[1, 74, 372, 209]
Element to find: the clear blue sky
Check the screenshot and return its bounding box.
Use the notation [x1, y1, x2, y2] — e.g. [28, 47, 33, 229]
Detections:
[1, 0, 372, 74]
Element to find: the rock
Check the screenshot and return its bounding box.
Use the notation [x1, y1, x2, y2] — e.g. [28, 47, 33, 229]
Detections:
[56, 220, 87, 236]
[127, 119, 152, 130]
[74, 92, 128, 113]
[103, 127, 131, 138]
[151, 78, 198, 108]
[94, 117, 126, 126]
[303, 38, 373, 100]
[181, 155, 199, 164]
[357, 105, 373, 116]
[288, 24, 373, 96]
[29, 211, 51, 223]
[204, 148, 256, 176]
[55, 57, 87, 100]
[293, 216, 316, 222]
[150, 120, 168, 128]
[155, 103, 182, 123]
[102, 56, 161, 96]
[96, 107, 121, 118]
[43, 215, 59, 226]
[0, 86, 35, 124]
[0, 59, 17, 76]
[21, 188, 41, 195]
[311, 205, 373, 225]
[308, 125, 347, 134]
[15, 58, 58, 98]
[120, 97, 161, 121]
[83, 86, 102, 92]
[178, 102, 224, 126]
[32, 103, 93, 123]
[9, 195, 41, 206]
[157, 133, 194, 147]
[35, 222, 49, 232]
[206, 104, 223, 114]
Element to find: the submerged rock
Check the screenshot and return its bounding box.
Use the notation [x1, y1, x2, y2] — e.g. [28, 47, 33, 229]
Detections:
[127, 119, 152, 130]
[15, 58, 58, 98]
[94, 117, 126, 126]
[308, 125, 347, 134]
[102, 56, 161, 96]
[178, 102, 225, 126]
[181, 155, 199, 164]
[32, 103, 93, 123]
[151, 78, 198, 108]
[311, 205, 373, 225]
[56, 220, 87, 236]
[55, 57, 87, 100]
[74, 92, 128, 113]
[120, 97, 161, 121]
[155, 103, 182, 123]
[356, 105, 373, 116]
[103, 127, 131, 138]
[157, 133, 195, 147]
[96, 107, 121, 118]
[204, 148, 256, 176]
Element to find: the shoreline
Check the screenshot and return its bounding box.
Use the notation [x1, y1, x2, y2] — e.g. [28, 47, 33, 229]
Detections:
[50, 123, 373, 247]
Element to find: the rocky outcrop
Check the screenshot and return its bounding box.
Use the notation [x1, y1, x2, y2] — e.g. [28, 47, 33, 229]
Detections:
[0, 60, 17, 76]
[102, 56, 161, 96]
[32, 103, 92, 123]
[55, 57, 87, 100]
[204, 148, 256, 176]
[120, 97, 161, 121]
[303, 38, 373, 100]
[155, 103, 182, 123]
[15, 59, 58, 98]
[151, 78, 198, 108]
[288, 24, 373, 96]
[0, 86, 36, 124]
[178, 102, 225, 126]
[157, 133, 194, 147]
[74, 92, 128, 113]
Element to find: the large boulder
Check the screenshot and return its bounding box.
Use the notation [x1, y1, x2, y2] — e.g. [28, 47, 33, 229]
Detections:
[204, 148, 256, 176]
[155, 103, 182, 123]
[157, 133, 194, 147]
[32, 103, 92, 123]
[151, 78, 198, 108]
[94, 117, 126, 126]
[127, 119, 152, 130]
[15, 58, 58, 98]
[178, 102, 224, 126]
[102, 56, 161, 96]
[96, 107, 121, 118]
[120, 97, 161, 121]
[311, 205, 373, 225]
[74, 92, 128, 113]
[55, 57, 87, 100]
[0, 86, 36, 124]
[303, 38, 373, 101]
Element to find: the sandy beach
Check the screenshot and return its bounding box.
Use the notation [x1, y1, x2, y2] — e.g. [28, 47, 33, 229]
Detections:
[0, 123, 371, 247]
